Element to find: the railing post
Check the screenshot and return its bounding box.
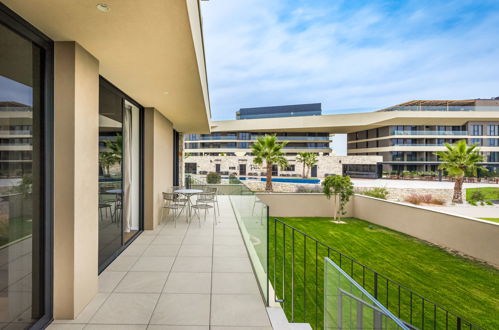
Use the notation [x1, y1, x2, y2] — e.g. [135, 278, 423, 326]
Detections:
[374, 273, 378, 299]
[266, 206, 269, 307]
[457, 317, 462, 330]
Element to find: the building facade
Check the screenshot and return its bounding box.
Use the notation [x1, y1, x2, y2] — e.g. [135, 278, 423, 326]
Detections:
[185, 154, 382, 178]
[0, 1, 210, 328]
[346, 100, 499, 173]
[185, 103, 332, 156]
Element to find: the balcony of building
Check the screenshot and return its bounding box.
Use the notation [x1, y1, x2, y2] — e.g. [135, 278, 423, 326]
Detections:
[49, 194, 273, 329]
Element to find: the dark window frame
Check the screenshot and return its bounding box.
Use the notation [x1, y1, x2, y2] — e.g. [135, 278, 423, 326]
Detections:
[98, 76, 145, 273]
[0, 3, 54, 329]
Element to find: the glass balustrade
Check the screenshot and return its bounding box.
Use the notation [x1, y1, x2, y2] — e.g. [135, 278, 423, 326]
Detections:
[392, 131, 468, 136]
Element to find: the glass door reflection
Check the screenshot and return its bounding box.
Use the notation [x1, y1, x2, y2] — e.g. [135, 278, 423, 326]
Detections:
[98, 83, 123, 266]
[98, 81, 142, 270]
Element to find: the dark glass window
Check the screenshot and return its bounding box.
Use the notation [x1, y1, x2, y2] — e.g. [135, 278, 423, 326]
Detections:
[488, 125, 498, 136]
[470, 138, 482, 146]
[98, 79, 143, 270]
[471, 125, 483, 136]
[0, 19, 50, 328]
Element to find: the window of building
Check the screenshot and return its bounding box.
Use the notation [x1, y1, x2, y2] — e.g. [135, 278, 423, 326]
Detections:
[0, 8, 53, 328]
[489, 152, 499, 162]
[488, 125, 499, 136]
[471, 125, 483, 136]
[391, 152, 404, 161]
[98, 78, 144, 270]
[284, 165, 296, 171]
[470, 138, 482, 146]
[185, 162, 197, 174]
[489, 139, 499, 147]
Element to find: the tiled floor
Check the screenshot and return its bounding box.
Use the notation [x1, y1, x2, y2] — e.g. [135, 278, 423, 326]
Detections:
[49, 196, 272, 330]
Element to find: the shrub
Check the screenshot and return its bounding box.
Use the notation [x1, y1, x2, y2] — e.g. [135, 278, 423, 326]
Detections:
[468, 199, 477, 206]
[228, 173, 240, 184]
[470, 190, 485, 202]
[404, 193, 433, 205]
[206, 172, 221, 184]
[362, 187, 389, 199]
[295, 185, 322, 193]
[430, 197, 446, 205]
[486, 201, 493, 206]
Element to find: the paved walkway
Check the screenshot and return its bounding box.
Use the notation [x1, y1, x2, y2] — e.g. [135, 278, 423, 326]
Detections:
[49, 196, 272, 330]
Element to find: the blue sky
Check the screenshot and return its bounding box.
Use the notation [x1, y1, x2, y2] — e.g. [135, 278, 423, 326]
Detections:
[200, 0, 499, 153]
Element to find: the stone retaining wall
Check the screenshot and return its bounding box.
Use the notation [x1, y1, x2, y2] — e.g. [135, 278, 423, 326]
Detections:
[244, 180, 459, 202]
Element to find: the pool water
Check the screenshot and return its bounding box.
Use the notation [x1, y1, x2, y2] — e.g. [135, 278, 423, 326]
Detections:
[238, 177, 320, 184]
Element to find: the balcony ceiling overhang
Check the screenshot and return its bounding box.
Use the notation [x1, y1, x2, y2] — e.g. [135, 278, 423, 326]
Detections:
[4, 0, 211, 133]
[210, 111, 499, 134]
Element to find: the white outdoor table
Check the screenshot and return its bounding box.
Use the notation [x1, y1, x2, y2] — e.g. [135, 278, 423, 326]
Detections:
[174, 189, 203, 222]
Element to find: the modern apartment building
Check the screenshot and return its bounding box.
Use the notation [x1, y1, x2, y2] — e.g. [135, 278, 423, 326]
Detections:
[0, 1, 210, 328]
[346, 100, 499, 172]
[206, 100, 499, 175]
[184, 103, 332, 156]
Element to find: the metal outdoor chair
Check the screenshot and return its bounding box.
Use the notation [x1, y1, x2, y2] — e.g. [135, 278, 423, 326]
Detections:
[199, 187, 220, 215]
[191, 198, 216, 226]
[161, 192, 186, 227]
[196, 190, 218, 218]
[98, 202, 112, 221]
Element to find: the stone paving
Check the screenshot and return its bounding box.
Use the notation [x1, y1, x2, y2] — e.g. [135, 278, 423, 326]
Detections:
[49, 196, 272, 330]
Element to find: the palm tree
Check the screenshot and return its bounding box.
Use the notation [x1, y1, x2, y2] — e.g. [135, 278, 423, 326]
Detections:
[251, 135, 288, 192]
[435, 140, 486, 203]
[296, 152, 308, 178]
[305, 153, 318, 178]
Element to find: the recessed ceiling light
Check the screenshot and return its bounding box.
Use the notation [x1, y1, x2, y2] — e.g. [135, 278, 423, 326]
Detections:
[96, 4, 110, 12]
[163, 91, 169, 95]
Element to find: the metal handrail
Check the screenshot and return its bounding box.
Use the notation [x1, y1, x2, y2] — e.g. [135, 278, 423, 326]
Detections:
[271, 218, 482, 330]
[326, 257, 411, 330]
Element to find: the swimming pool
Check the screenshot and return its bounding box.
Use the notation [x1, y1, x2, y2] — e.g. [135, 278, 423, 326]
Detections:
[238, 177, 320, 184]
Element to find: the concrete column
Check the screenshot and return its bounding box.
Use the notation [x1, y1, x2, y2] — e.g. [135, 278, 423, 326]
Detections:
[143, 108, 174, 230]
[53, 41, 99, 319]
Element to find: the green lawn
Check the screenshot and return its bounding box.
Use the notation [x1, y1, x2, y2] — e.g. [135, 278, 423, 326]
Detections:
[466, 187, 499, 201]
[479, 217, 499, 223]
[0, 216, 32, 247]
[269, 217, 498, 330]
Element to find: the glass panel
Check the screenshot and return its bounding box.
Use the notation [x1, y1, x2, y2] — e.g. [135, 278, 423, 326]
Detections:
[123, 101, 140, 243]
[98, 83, 123, 266]
[324, 257, 409, 330]
[0, 23, 44, 328]
[229, 184, 268, 304]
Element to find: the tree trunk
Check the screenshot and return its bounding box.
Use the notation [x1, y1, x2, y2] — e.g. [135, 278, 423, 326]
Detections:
[302, 162, 306, 178]
[334, 194, 339, 221]
[265, 162, 273, 192]
[453, 177, 464, 203]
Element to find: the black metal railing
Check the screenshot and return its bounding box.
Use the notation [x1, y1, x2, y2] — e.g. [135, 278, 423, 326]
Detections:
[270, 218, 481, 330]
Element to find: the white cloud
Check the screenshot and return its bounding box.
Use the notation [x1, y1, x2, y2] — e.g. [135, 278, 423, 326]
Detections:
[200, 1, 499, 156]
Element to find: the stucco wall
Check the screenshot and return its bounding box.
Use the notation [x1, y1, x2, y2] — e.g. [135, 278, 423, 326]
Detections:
[256, 193, 353, 218]
[352, 195, 499, 266]
[54, 41, 99, 318]
[144, 108, 174, 230]
[256, 192, 499, 266]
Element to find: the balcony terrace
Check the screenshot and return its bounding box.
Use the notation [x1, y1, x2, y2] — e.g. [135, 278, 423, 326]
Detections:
[49, 195, 272, 329]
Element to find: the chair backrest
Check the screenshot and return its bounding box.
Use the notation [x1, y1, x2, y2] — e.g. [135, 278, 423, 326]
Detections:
[163, 192, 176, 201]
[199, 191, 215, 201]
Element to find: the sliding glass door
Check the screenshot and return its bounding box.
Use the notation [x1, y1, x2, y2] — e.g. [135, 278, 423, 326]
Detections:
[0, 5, 53, 329]
[98, 78, 142, 270]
